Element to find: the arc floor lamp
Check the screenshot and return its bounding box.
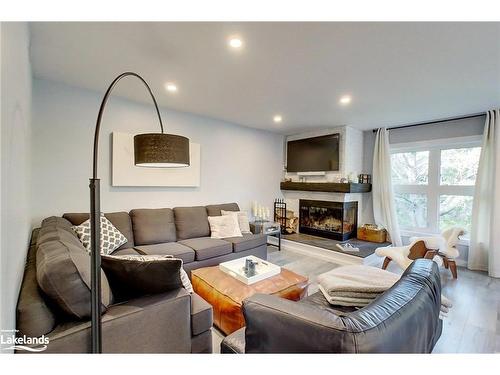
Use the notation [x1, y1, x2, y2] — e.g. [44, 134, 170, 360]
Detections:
[90, 72, 190, 353]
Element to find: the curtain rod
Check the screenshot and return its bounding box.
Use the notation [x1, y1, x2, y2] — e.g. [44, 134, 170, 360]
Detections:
[371, 112, 485, 133]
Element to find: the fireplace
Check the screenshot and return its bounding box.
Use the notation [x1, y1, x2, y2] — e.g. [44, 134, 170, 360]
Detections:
[299, 199, 358, 241]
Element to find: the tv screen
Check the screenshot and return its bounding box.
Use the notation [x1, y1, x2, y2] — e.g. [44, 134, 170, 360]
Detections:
[286, 134, 340, 172]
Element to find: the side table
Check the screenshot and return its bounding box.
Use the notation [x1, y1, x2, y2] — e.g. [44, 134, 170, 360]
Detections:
[250, 220, 282, 251]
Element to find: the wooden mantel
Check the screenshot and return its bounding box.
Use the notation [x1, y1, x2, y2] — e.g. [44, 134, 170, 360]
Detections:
[280, 181, 372, 193]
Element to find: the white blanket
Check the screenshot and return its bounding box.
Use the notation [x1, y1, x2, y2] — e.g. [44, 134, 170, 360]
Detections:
[317, 265, 400, 296]
[318, 265, 453, 314]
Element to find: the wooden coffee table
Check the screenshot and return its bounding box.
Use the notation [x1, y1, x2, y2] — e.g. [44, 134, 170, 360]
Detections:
[191, 265, 308, 335]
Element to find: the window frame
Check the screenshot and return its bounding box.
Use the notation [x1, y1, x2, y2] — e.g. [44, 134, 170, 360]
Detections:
[390, 135, 482, 244]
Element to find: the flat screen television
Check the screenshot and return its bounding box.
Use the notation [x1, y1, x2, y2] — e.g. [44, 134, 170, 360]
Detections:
[286, 134, 340, 172]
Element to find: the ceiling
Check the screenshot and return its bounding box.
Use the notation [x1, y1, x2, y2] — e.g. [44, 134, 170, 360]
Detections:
[30, 22, 500, 134]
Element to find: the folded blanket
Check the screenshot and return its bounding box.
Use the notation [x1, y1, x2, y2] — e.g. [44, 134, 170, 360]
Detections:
[318, 285, 373, 307]
[318, 265, 453, 316]
[317, 265, 400, 296]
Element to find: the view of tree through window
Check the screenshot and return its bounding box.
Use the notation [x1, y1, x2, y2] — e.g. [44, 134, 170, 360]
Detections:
[391, 142, 481, 235]
[440, 147, 481, 185]
[439, 195, 473, 235]
[392, 151, 428, 185]
[394, 193, 427, 228]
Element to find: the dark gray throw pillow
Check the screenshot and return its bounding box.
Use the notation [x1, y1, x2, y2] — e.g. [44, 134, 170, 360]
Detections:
[101, 255, 183, 300]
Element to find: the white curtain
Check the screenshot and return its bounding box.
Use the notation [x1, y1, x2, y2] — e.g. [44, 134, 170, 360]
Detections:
[469, 109, 500, 277]
[372, 128, 402, 246]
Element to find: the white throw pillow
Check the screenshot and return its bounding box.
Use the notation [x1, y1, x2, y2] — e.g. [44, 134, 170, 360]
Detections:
[221, 210, 251, 234]
[208, 214, 242, 239]
[72, 214, 127, 255]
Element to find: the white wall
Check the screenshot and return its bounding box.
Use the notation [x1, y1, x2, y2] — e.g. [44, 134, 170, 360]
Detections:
[31, 79, 284, 225]
[0, 23, 32, 345]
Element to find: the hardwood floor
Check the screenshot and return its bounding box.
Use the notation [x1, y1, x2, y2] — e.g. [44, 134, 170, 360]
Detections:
[211, 247, 500, 353]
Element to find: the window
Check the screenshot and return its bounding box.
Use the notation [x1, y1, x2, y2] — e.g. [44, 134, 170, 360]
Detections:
[390, 137, 481, 239]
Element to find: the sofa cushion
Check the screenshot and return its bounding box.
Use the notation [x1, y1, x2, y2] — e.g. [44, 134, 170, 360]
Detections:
[130, 208, 176, 245]
[174, 206, 210, 240]
[111, 248, 141, 256]
[179, 238, 232, 261]
[191, 293, 213, 336]
[206, 203, 240, 217]
[224, 233, 267, 253]
[63, 212, 134, 249]
[36, 238, 113, 320]
[134, 242, 195, 264]
[17, 229, 56, 338]
[37, 217, 79, 247]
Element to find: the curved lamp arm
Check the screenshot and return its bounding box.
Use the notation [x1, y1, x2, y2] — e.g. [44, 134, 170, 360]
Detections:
[92, 72, 164, 179]
[90, 72, 165, 353]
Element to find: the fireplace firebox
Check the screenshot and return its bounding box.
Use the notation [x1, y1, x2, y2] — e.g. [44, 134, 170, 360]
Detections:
[299, 199, 358, 241]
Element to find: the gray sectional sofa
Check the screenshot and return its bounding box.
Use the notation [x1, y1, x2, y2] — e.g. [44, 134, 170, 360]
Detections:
[16, 203, 267, 353]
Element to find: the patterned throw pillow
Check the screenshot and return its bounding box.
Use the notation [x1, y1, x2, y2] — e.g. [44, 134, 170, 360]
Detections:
[72, 214, 128, 255]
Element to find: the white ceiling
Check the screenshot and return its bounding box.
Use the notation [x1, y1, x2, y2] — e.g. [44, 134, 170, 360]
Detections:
[30, 22, 500, 134]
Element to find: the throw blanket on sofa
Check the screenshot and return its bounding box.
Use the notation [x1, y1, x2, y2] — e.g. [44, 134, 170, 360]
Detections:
[318, 265, 452, 316]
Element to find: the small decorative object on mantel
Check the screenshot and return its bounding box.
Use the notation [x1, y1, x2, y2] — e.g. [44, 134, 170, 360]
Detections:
[348, 172, 358, 183]
[340, 177, 349, 183]
[358, 174, 372, 184]
[357, 224, 387, 243]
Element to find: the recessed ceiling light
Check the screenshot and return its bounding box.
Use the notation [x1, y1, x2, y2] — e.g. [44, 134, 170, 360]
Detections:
[273, 115, 283, 123]
[165, 83, 178, 93]
[228, 37, 243, 49]
[339, 95, 352, 105]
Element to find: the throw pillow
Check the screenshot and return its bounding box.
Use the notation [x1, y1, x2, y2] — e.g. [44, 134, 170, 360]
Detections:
[221, 210, 251, 234]
[72, 214, 127, 255]
[208, 214, 242, 239]
[101, 254, 192, 300]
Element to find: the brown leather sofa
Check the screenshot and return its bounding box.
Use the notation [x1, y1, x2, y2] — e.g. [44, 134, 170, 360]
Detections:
[221, 260, 443, 353]
[16, 203, 266, 353]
